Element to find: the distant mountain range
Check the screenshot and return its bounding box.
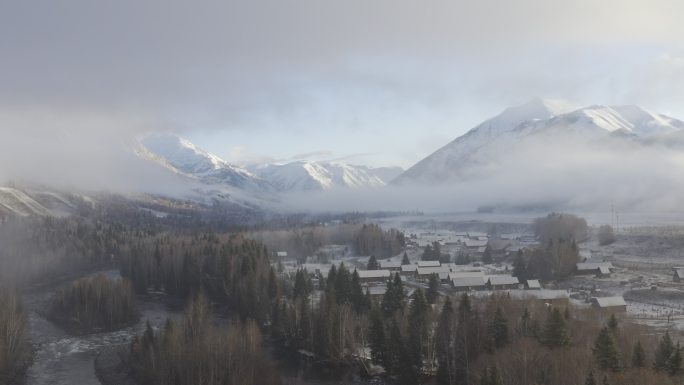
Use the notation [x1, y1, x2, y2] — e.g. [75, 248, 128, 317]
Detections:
[138, 133, 402, 193]
[4, 98, 684, 217]
[393, 98, 684, 184]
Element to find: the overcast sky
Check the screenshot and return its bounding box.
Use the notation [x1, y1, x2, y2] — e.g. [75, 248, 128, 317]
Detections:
[1, 0, 683, 170]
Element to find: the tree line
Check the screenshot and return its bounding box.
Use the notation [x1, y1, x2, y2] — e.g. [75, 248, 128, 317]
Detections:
[118, 233, 275, 323]
[49, 274, 138, 333]
[127, 294, 280, 385]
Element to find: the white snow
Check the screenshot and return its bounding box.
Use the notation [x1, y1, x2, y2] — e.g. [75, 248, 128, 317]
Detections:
[0, 187, 53, 216]
[395, 98, 684, 184]
[252, 161, 396, 192]
[138, 133, 272, 193]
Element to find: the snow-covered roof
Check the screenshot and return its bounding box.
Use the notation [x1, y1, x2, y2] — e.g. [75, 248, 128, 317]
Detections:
[592, 296, 626, 308]
[488, 239, 513, 251]
[357, 270, 391, 279]
[576, 262, 614, 271]
[464, 239, 488, 248]
[526, 280, 541, 289]
[276, 251, 288, 257]
[674, 268, 684, 278]
[452, 276, 487, 288]
[598, 266, 611, 275]
[487, 276, 520, 286]
[379, 261, 402, 269]
[448, 271, 485, 280]
[417, 260, 441, 267]
[417, 266, 451, 276]
[401, 264, 418, 272]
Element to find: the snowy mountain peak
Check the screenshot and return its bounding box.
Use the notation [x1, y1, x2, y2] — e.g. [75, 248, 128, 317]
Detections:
[137, 133, 272, 192]
[251, 161, 402, 192]
[499, 98, 577, 123]
[395, 100, 684, 185]
[456, 98, 578, 144]
[140, 133, 241, 175]
[543, 105, 684, 137]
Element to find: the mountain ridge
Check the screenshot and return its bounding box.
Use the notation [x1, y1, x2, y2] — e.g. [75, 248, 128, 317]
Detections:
[394, 99, 684, 184]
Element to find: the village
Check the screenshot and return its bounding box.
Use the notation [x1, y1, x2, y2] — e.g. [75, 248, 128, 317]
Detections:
[275, 222, 684, 330]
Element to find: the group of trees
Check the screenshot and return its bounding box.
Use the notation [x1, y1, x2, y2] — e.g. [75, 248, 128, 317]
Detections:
[0, 287, 30, 384]
[422, 241, 449, 263]
[271, 263, 372, 362]
[513, 213, 587, 281]
[370, 280, 435, 384]
[265, 253, 684, 385]
[429, 293, 684, 385]
[598, 225, 616, 246]
[119, 234, 275, 323]
[128, 294, 280, 385]
[513, 238, 581, 281]
[0, 216, 135, 286]
[533, 213, 589, 244]
[354, 224, 405, 258]
[49, 274, 137, 333]
[270, 270, 684, 385]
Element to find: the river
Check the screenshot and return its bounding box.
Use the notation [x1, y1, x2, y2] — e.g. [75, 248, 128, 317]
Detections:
[23, 270, 182, 385]
[21, 269, 378, 385]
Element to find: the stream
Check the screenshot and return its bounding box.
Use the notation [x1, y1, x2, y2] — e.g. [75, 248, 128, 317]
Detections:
[23, 270, 182, 385]
[21, 269, 375, 385]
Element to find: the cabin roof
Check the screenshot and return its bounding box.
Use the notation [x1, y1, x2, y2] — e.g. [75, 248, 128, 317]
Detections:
[592, 296, 627, 308]
[487, 276, 520, 285]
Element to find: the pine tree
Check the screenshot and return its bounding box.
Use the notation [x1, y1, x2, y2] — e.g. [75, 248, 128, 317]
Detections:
[381, 273, 405, 315]
[542, 308, 571, 348]
[654, 331, 675, 371]
[367, 255, 379, 270]
[422, 244, 433, 261]
[268, 267, 278, 300]
[454, 293, 478, 383]
[436, 297, 455, 385]
[293, 269, 309, 301]
[490, 306, 509, 349]
[585, 371, 597, 385]
[512, 250, 527, 280]
[368, 305, 387, 367]
[393, 272, 404, 299]
[402, 252, 410, 265]
[427, 273, 440, 304]
[632, 340, 646, 368]
[593, 327, 622, 372]
[334, 263, 352, 305]
[350, 270, 368, 313]
[408, 289, 430, 372]
[520, 307, 531, 337]
[482, 245, 493, 264]
[386, 319, 404, 376]
[327, 264, 337, 290]
[381, 276, 395, 317]
[607, 313, 619, 335]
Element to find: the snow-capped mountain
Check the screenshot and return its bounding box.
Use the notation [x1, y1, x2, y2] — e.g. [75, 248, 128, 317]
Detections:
[394, 98, 684, 184]
[251, 161, 403, 192]
[136, 133, 402, 199]
[137, 133, 273, 193]
[0, 187, 95, 217]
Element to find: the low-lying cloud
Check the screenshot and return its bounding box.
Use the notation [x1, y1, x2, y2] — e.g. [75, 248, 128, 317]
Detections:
[278, 133, 684, 215]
